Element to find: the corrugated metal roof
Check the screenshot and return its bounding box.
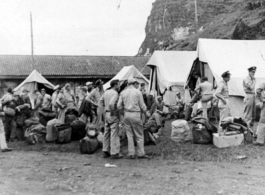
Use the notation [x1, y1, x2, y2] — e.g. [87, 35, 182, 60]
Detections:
[0, 55, 150, 77]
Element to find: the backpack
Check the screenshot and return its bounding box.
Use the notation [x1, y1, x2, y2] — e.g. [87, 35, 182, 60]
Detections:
[54, 124, 72, 144]
[80, 136, 99, 154]
[71, 119, 86, 140]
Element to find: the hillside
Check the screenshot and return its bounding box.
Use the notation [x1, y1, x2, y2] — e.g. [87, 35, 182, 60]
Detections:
[138, 0, 265, 56]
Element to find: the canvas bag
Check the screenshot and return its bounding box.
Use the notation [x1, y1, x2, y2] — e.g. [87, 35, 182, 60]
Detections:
[80, 136, 99, 154]
[55, 124, 72, 144]
[171, 119, 191, 143]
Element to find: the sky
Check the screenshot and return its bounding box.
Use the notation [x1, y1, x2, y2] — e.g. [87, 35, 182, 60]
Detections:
[0, 0, 155, 56]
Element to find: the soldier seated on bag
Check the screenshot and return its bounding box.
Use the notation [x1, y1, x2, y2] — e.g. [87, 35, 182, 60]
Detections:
[144, 110, 166, 139]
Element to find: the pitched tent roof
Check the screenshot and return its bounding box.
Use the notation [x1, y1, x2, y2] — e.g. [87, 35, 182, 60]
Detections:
[14, 69, 55, 92]
[103, 65, 149, 90]
[146, 51, 197, 94]
[192, 38, 265, 96]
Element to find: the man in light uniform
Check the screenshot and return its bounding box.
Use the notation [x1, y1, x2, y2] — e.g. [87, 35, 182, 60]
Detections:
[243, 66, 256, 127]
[99, 80, 122, 159]
[195, 76, 213, 119]
[88, 80, 104, 129]
[215, 71, 231, 133]
[254, 82, 265, 146]
[52, 85, 61, 113]
[41, 88, 51, 109]
[117, 78, 150, 159]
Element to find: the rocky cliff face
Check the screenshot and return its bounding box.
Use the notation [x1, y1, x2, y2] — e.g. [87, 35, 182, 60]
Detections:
[138, 0, 265, 56]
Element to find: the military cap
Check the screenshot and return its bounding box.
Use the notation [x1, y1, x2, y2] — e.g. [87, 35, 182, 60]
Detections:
[95, 79, 104, 86]
[221, 71, 231, 78]
[128, 78, 139, 84]
[248, 66, 257, 71]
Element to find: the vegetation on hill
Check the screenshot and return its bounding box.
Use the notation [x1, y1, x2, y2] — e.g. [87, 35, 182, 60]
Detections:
[138, 0, 265, 56]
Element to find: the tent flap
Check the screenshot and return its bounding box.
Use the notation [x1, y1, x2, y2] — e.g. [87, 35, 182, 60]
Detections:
[147, 51, 197, 93]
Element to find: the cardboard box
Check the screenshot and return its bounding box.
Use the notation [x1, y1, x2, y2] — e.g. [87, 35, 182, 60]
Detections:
[213, 133, 244, 148]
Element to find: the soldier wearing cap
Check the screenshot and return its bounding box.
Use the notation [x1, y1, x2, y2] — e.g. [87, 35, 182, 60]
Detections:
[88, 79, 105, 130]
[215, 71, 231, 133]
[117, 78, 150, 159]
[98, 79, 122, 159]
[243, 66, 257, 127]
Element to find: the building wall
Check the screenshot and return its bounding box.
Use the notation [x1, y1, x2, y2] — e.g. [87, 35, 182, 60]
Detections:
[0, 77, 111, 98]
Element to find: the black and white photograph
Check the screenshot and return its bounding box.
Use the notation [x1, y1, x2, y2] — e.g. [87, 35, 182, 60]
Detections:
[0, 0, 265, 194]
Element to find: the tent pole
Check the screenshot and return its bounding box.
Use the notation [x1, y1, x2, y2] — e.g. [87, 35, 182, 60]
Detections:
[194, 0, 198, 31]
[30, 12, 34, 70]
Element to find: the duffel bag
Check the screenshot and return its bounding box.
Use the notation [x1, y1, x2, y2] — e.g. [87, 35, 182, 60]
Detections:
[80, 136, 99, 154]
[171, 120, 191, 143]
[46, 119, 62, 142]
[192, 124, 212, 144]
[71, 119, 86, 140]
[55, 124, 72, 144]
[65, 114, 77, 125]
[4, 108, 16, 117]
[25, 124, 46, 145]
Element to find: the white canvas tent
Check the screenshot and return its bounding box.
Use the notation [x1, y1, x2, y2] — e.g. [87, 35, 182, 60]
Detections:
[103, 65, 149, 90]
[186, 38, 265, 116]
[14, 69, 55, 106]
[147, 51, 197, 105]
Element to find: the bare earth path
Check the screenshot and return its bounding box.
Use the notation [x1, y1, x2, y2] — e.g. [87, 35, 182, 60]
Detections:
[1, 149, 265, 195]
[1, 120, 265, 195]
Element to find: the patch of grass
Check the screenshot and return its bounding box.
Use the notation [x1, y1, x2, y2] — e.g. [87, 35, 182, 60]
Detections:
[145, 119, 265, 163]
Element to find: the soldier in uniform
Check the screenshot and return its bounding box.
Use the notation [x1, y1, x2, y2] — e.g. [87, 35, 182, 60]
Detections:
[117, 78, 150, 159]
[215, 71, 231, 133]
[254, 82, 265, 146]
[243, 66, 257, 127]
[99, 80, 122, 159]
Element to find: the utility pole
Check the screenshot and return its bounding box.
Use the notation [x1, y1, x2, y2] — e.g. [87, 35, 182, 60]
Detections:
[194, 0, 198, 32]
[30, 12, 34, 70]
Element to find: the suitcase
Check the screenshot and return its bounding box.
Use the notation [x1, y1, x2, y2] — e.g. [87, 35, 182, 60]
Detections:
[54, 124, 72, 144]
[46, 119, 62, 142]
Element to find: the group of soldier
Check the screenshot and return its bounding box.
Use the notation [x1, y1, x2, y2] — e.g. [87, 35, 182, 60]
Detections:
[1, 66, 263, 155]
[193, 66, 265, 146]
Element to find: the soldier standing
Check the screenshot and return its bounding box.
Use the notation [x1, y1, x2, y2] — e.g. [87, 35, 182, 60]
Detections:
[243, 66, 257, 127]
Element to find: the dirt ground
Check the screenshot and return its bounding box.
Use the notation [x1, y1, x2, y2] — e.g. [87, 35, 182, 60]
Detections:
[1, 120, 265, 195]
